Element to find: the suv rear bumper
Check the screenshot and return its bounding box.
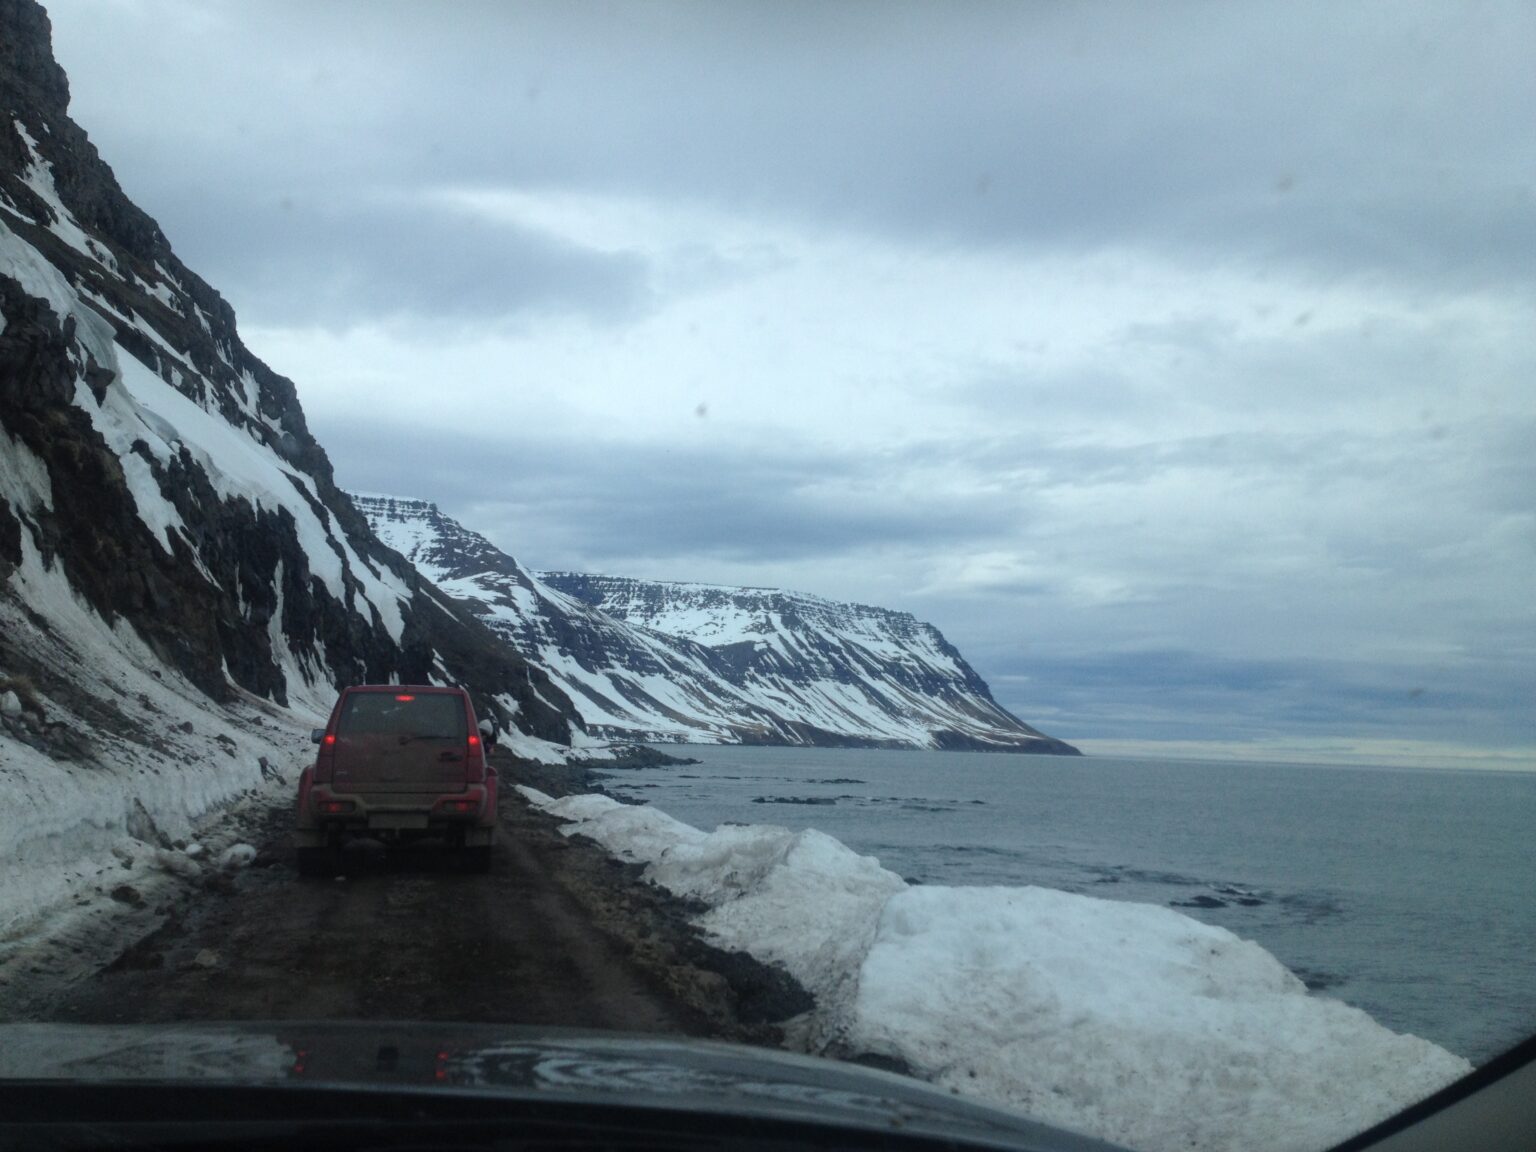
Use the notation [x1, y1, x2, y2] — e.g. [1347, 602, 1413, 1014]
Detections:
[293, 824, 496, 849]
[295, 783, 496, 847]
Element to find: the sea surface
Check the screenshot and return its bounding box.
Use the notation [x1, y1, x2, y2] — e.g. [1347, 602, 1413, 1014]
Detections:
[596, 747, 1536, 1065]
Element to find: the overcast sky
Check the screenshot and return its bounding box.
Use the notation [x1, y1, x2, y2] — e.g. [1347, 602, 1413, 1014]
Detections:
[43, 1, 1535, 764]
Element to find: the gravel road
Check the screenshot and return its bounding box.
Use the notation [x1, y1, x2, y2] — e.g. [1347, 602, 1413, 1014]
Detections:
[29, 751, 809, 1042]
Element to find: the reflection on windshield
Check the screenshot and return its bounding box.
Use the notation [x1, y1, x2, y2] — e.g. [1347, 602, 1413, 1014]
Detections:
[0, 3, 1531, 1152]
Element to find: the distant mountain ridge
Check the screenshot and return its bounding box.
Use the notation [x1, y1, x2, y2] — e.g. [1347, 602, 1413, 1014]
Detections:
[356, 495, 1078, 754]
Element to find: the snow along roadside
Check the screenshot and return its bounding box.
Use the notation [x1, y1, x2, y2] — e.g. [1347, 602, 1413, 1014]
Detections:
[515, 785, 1470, 1152]
[0, 529, 317, 1006]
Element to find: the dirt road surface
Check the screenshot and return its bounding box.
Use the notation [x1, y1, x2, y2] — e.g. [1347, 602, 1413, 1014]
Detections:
[25, 755, 809, 1042]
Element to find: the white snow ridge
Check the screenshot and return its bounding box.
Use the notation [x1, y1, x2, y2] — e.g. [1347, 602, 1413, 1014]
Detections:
[518, 786, 1469, 1152]
[357, 494, 1077, 754]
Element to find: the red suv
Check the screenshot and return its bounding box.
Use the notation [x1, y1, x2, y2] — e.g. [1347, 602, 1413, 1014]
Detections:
[294, 685, 499, 874]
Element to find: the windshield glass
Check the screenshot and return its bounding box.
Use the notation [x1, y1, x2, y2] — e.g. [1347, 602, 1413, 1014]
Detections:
[2, 3, 1531, 1152]
[338, 694, 465, 741]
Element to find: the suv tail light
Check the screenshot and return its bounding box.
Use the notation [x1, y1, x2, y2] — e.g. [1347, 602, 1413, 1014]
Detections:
[309, 786, 354, 816]
[314, 731, 337, 783]
[464, 731, 486, 782]
[435, 787, 485, 817]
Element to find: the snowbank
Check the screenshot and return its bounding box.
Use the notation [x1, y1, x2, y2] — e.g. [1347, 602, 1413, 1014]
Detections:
[0, 529, 314, 950]
[850, 886, 1466, 1152]
[517, 786, 1470, 1152]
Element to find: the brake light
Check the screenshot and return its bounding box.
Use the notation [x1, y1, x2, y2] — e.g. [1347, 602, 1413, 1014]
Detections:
[314, 730, 338, 784]
[318, 800, 355, 815]
[464, 722, 487, 781]
[395, 694, 415, 701]
[436, 791, 483, 815]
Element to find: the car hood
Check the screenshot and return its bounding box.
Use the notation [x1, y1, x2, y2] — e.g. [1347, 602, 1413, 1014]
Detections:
[0, 1021, 1120, 1151]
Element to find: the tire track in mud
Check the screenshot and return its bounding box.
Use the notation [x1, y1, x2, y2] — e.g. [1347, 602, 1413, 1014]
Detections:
[30, 756, 808, 1042]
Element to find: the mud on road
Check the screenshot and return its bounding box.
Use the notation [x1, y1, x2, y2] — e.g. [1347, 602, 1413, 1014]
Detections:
[35, 753, 810, 1044]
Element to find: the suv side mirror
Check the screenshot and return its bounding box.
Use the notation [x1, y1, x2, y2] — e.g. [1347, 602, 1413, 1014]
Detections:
[310, 728, 326, 744]
[478, 718, 497, 748]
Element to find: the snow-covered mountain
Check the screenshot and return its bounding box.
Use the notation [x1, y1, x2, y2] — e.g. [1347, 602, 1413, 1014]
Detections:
[0, 0, 577, 937]
[357, 495, 1077, 753]
[542, 572, 1078, 753]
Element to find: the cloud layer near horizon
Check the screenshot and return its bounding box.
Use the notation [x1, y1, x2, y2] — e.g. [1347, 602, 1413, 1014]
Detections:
[44, 0, 1536, 759]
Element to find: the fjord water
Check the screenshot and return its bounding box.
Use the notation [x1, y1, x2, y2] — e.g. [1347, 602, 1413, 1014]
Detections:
[607, 748, 1536, 1064]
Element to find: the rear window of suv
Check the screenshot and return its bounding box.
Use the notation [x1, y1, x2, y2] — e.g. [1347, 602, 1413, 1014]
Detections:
[337, 692, 466, 740]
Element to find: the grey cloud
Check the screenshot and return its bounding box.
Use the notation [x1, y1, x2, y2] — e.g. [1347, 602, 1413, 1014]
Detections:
[148, 190, 652, 329]
[316, 404, 1530, 654]
[40, 0, 1531, 757]
[920, 424, 1435, 500]
[979, 649, 1533, 748]
[52, 1, 1536, 306]
[1195, 188, 1536, 296]
[314, 419, 1021, 570]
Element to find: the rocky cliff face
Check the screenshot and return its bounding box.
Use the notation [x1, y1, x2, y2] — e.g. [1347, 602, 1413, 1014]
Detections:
[0, 0, 577, 756]
[0, 0, 585, 941]
[541, 572, 1079, 753]
[358, 495, 1077, 753]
